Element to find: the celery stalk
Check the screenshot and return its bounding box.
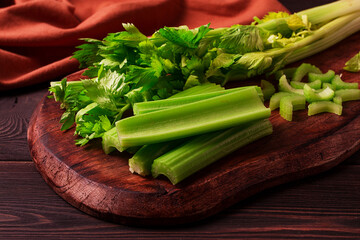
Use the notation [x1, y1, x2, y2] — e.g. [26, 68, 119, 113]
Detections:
[297, 0, 360, 25]
[287, 14, 360, 64]
[133, 86, 262, 115]
[116, 87, 270, 148]
[129, 139, 184, 176]
[168, 83, 224, 98]
[151, 119, 273, 185]
[331, 75, 359, 90]
[335, 89, 360, 102]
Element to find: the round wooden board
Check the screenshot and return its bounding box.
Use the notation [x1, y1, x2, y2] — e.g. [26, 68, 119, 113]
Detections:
[28, 33, 360, 226]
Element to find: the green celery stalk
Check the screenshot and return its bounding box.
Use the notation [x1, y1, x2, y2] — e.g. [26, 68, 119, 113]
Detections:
[116, 87, 270, 148]
[297, 0, 360, 25]
[278, 75, 304, 95]
[287, 14, 360, 64]
[102, 127, 125, 154]
[151, 119, 273, 185]
[133, 86, 262, 115]
[168, 83, 224, 98]
[129, 139, 184, 176]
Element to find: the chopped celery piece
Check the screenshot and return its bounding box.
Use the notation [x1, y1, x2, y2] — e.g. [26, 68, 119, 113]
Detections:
[133, 86, 261, 115]
[168, 83, 224, 99]
[269, 92, 294, 110]
[308, 70, 335, 83]
[333, 96, 342, 105]
[331, 75, 359, 90]
[274, 67, 297, 80]
[322, 82, 336, 91]
[261, 80, 275, 101]
[308, 101, 342, 116]
[151, 119, 273, 185]
[129, 139, 184, 176]
[279, 95, 306, 121]
[278, 75, 304, 95]
[116, 87, 270, 148]
[303, 84, 334, 103]
[334, 89, 360, 102]
[102, 127, 125, 154]
[292, 63, 322, 82]
[290, 79, 322, 90]
[343, 52, 360, 72]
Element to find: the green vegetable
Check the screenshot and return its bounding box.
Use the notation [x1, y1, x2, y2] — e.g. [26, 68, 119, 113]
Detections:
[290, 79, 322, 90]
[129, 139, 184, 176]
[133, 86, 262, 115]
[269, 92, 294, 110]
[116, 87, 270, 148]
[343, 51, 360, 72]
[261, 80, 276, 100]
[334, 89, 360, 102]
[278, 75, 304, 95]
[152, 119, 273, 185]
[279, 95, 306, 121]
[308, 101, 342, 116]
[331, 75, 359, 90]
[102, 127, 124, 154]
[308, 70, 335, 83]
[303, 84, 335, 103]
[292, 63, 322, 82]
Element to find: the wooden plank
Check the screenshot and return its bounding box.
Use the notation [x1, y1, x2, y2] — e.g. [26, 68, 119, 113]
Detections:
[0, 161, 358, 239]
[0, 86, 48, 161]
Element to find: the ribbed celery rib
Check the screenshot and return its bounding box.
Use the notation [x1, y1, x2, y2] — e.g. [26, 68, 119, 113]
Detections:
[151, 119, 273, 185]
[133, 86, 262, 115]
[116, 87, 271, 148]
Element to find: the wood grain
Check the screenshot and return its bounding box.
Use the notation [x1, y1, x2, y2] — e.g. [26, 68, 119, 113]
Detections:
[0, 86, 47, 160]
[0, 161, 358, 239]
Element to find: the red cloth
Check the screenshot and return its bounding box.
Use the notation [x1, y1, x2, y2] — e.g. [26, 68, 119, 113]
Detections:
[0, 0, 288, 90]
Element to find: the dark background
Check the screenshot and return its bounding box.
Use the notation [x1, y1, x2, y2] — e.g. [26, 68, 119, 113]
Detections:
[1, 0, 359, 239]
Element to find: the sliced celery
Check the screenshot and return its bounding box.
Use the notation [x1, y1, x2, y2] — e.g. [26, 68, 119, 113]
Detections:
[308, 70, 335, 83]
[331, 75, 359, 90]
[333, 96, 342, 105]
[269, 92, 294, 110]
[133, 86, 261, 115]
[278, 75, 304, 95]
[279, 95, 306, 121]
[335, 89, 360, 102]
[292, 63, 322, 82]
[290, 79, 322, 90]
[116, 87, 270, 148]
[151, 119, 273, 185]
[274, 67, 297, 80]
[322, 82, 336, 91]
[303, 84, 334, 103]
[128, 139, 184, 176]
[261, 80, 276, 101]
[308, 101, 342, 116]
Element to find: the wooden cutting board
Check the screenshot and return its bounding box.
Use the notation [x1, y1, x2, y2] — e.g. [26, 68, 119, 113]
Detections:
[28, 32, 360, 226]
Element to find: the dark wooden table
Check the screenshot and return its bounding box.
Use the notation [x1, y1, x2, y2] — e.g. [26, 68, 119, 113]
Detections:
[1, 1, 359, 239]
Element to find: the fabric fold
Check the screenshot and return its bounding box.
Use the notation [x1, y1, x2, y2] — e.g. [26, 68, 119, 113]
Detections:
[0, 0, 288, 90]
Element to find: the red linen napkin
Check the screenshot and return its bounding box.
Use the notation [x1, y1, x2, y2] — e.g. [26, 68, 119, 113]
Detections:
[0, 0, 288, 91]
